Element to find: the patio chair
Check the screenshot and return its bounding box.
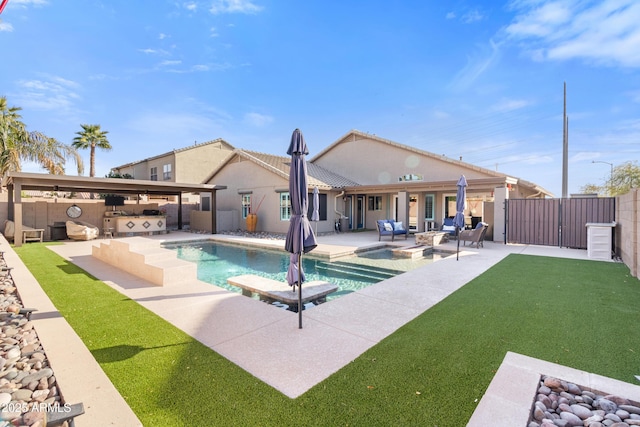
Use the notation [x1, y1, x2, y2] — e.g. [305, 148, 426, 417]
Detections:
[459, 222, 488, 248]
[376, 220, 408, 241]
[440, 217, 457, 237]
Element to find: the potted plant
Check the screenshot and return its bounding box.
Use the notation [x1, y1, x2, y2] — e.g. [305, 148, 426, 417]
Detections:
[246, 195, 265, 233]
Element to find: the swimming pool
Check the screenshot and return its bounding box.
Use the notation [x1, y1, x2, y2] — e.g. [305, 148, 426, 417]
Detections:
[166, 241, 444, 306]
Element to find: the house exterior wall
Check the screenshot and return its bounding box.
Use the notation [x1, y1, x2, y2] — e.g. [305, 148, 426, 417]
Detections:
[207, 157, 337, 235]
[113, 142, 233, 184]
[115, 162, 149, 180]
[174, 142, 232, 183]
[314, 135, 490, 185]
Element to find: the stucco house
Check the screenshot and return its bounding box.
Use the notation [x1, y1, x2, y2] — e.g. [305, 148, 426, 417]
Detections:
[201, 130, 552, 238]
[111, 138, 234, 204]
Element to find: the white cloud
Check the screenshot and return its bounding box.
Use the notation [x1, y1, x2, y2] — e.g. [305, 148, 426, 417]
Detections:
[9, 0, 48, 6]
[449, 39, 501, 91]
[209, 0, 263, 15]
[504, 0, 640, 67]
[159, 60, 182, 66]
[491, 98, 532, 112]
[446, 11, 456, 19]
[158, 33, 168, 40]
[461, 9, 484, 23]
[244, 112, 273, 127]
[210, 27, 219, 37]
[0, 21, 13, 32]
[184, 2, 197, 12]
[14, 76, 80, 113]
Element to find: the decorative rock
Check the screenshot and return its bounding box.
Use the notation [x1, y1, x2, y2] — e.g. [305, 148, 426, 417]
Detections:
[617, 409, 631, 419]
[0, 393, 10, 407]
[560, 411, 583, 426]
[598, 398, 618, 413]
[19, 368, 53, 386]
[12, 388, 32, 401]
[621, 405, 640, 415]
[544, 377, 563, 391]
[0, 259, 69, 426]
[32, 389, 49, 402]
[538, 385, 551, 395]
[4, 348, 19, 360]
[605, 413, 623, 423]
[608, 396, 631, 406]
[570, 403, 592, 419]
[529, 376, 640, 427]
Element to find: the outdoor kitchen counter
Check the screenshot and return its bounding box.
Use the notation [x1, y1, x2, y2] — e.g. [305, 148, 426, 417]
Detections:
[107, 215, 167, 236]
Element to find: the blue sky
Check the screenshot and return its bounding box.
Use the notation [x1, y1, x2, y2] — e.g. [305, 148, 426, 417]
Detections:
[1, 0, 639, 197]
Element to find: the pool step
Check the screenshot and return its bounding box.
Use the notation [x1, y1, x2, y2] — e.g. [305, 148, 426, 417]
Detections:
[314, 261, 398, 282]
[92, 238, 197, 286]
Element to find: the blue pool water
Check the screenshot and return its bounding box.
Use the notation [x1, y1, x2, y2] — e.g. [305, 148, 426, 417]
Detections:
[166, 241, 442, 305]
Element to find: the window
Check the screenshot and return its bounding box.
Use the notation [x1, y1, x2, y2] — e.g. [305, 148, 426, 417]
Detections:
[424, 194, 435, 221]
[163, 164, 172, 180]
[280, 193, 291, 220]
[201, 195, 211, 212]
[242, 194, 251, 219]
[368, 196, 382, 211]
[150, 167, 157, 181]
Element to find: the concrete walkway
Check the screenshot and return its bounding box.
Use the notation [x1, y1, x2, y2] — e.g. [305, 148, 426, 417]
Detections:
[7, 231, 598, 425]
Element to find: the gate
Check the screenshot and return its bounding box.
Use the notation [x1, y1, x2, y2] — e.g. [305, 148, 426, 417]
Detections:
[506, 198, 615, 249]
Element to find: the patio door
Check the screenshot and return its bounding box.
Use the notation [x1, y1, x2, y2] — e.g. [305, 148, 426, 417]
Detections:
[345, 195, 353, 230]
[355, 195, 365, 230]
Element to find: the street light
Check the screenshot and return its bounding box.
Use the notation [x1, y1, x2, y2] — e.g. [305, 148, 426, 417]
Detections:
[592, 160, 613, 194]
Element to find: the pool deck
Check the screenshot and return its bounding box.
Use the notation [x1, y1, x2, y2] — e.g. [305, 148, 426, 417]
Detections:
[10, 230, 635, 426]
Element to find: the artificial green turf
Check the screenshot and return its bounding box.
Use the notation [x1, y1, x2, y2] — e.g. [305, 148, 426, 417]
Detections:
[15, 244, 640, 426]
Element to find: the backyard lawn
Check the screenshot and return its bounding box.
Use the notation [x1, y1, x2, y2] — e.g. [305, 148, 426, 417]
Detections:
[15, 244, 640, 426]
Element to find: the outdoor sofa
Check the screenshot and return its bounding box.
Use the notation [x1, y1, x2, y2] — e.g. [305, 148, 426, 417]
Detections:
[376, 219, 408, 241]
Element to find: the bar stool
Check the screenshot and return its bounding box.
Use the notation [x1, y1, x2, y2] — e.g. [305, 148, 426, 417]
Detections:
[103, 228, 114, 239]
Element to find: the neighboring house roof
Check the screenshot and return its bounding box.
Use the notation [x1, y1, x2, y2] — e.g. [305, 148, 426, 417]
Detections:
[312, 129, 553, 197]
[204, 149, 359, 190]
[112, 138, 235, 170]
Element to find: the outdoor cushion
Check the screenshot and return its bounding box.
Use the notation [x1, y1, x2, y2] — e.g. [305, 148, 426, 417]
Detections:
[393, 221, 404, 231]
[442, 225, 455, 231]
[383, 222, 393, 232]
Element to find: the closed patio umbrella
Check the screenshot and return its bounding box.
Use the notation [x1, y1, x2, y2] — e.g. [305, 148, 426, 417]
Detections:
[453, 175, 467, 261]
[311, 186, 320, 234]
[285, 128, 317, 328]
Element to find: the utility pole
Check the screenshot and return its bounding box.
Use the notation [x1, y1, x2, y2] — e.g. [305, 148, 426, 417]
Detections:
[562, 82, 568, 199]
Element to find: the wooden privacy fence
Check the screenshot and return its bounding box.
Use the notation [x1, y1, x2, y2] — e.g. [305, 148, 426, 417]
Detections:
[506, 197, 615, 249]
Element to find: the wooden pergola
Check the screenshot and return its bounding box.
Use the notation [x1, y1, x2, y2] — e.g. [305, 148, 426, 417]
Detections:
[4, 172, 227, 246]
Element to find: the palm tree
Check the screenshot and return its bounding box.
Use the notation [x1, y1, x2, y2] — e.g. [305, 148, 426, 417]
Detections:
[0, 96, 84, 176]
[72, 124, 111, 177]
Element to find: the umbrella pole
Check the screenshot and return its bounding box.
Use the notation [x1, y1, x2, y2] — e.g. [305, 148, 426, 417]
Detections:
[298, 253, 303, 329]
[456, 227, 460, 260]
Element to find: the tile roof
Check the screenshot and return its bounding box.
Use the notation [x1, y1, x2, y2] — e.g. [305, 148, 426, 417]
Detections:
[238, 150, 360, 189]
